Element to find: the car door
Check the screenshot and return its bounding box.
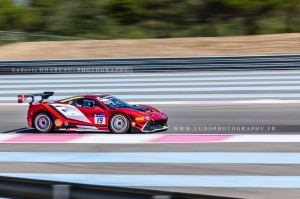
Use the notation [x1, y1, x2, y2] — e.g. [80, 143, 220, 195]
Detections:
[75, 98, 107, 127]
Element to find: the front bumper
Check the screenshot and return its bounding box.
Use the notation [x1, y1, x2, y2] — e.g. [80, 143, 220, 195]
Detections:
[141, 119, 168, 133]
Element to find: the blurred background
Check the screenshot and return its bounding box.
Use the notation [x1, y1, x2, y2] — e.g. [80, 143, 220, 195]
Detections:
[0, 0, 300, 44]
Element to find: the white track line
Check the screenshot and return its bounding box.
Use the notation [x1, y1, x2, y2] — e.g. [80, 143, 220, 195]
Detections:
[2, 85, 300, 94]
[2, 80, 300, 89]
[2, 75, 300, 83]
[2, 99, 300, 106]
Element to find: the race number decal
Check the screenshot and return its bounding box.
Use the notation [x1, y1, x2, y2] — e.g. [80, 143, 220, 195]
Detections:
[94, 114, 106, 125]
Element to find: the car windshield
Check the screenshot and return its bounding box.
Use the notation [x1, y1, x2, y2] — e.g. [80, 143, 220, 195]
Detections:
[98, 96, 131, 109]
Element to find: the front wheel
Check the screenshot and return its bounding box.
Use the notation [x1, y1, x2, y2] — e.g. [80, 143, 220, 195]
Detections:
[109, 114, 130, 134]
[34, 113, 53, 133]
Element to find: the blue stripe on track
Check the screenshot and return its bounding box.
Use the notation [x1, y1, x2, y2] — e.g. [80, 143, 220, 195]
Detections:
[0, 152, 300, 164]
[1, 173, 300, 188]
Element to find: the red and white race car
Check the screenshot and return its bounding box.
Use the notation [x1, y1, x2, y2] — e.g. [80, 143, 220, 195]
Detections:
[18, 92, 168, 133]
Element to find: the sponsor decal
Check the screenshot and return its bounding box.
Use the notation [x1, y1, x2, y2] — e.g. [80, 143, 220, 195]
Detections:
[55, 119, 63, 127]
[94, 114, 106, 125]
[51, 104, 91, 123]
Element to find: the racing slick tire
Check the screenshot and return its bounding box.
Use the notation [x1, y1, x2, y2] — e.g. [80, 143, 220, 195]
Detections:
[33, 112, 54, 133]
[109, 114, 130, 134]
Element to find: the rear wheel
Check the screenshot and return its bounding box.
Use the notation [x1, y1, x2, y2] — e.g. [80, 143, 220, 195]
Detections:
[109, 114, 130, 134]
[34, 113, 53, 133]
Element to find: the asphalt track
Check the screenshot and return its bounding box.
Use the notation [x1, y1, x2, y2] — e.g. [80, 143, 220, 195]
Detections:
[1, 104, 300, 134]
[1, 70, 300, 198]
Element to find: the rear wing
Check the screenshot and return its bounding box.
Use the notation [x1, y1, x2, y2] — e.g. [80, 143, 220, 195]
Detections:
[18, 92, 54, 104]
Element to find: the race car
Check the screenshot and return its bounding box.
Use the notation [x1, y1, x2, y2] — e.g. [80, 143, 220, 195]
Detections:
[18, 92, 168, 133]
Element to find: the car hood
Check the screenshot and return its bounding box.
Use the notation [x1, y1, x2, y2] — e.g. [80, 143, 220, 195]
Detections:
[114, 105, 167, 120]
[129, 105, 153, 112]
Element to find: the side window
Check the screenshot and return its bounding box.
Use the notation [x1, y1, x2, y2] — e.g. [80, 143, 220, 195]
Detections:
[67, 99, 75, 106]
[75, 98, 84, 107]
[83, 99, 95, 108]
[75, 98, 104, 109]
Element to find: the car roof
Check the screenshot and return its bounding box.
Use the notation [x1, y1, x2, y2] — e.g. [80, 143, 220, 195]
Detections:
[58, 94, 111, 103]
[82, 94, 109, 98]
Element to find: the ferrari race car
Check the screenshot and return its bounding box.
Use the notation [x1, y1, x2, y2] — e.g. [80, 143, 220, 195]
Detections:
[18, 92, 168, 133]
